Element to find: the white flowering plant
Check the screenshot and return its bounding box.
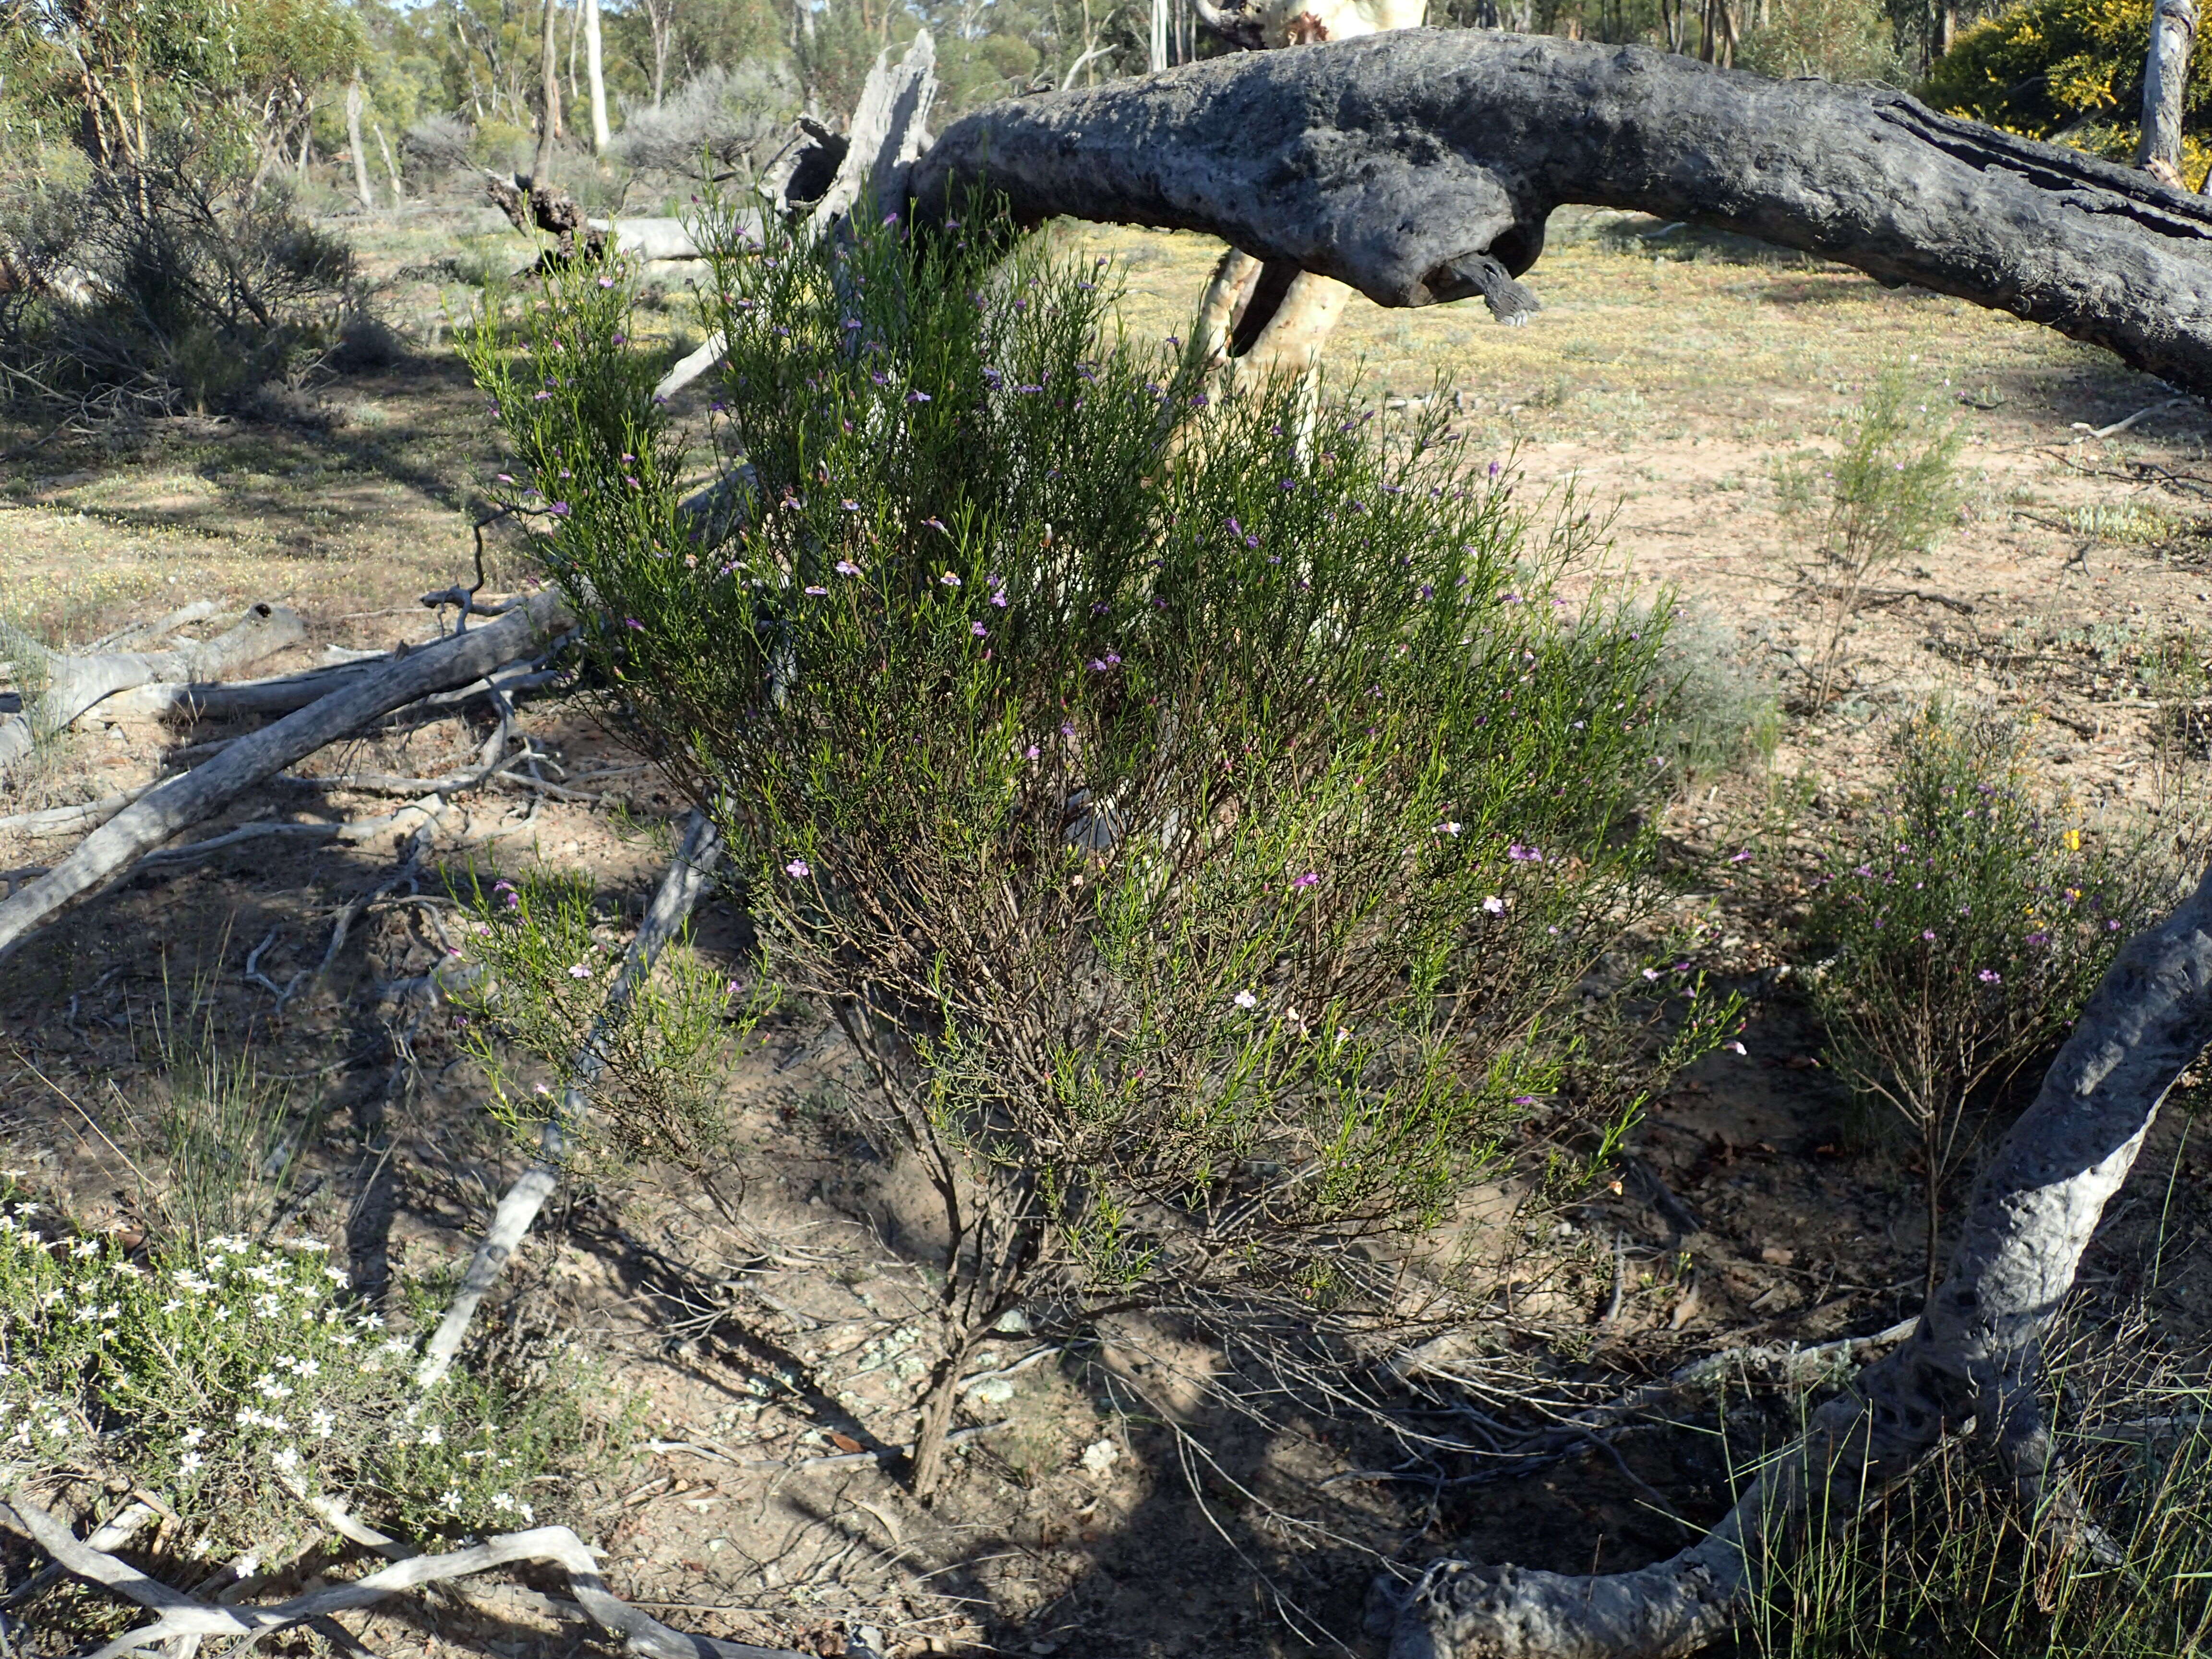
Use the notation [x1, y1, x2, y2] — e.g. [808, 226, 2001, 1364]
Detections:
[0, 1192, 579, 1568]
[447, 866, 780, 1166]
[464, 194, 1742, 1496]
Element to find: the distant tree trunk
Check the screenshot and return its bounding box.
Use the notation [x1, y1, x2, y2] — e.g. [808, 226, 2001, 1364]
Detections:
[373, 119, 404, 205]
[1151, 0, 1170, 72]
[345, 75, 375, 210]
[2140, 0, 2198, 185]
[584, 0, 612, 153]
[534, 0, 562, 183]
[647, 0, 675, 105]
[567, 0, 582, 107]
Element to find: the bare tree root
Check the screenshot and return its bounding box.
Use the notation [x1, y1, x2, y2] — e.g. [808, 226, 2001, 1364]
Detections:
[0, 601, 305, 784]
[0, 589, 575, 968]
[414, 807, 725, 1389]
[1381, 869, 2212, 1657]
[0, 1490, 809, 1659]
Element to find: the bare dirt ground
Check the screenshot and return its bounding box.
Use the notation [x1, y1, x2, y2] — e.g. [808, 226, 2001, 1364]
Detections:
[4, 194, 2211, 1659]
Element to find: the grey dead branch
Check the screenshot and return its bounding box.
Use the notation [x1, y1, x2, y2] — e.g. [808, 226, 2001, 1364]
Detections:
[9, 29, 2212, 1659]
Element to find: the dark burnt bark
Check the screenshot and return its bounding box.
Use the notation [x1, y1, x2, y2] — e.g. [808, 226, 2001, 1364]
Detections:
[912, 30, 2212, 396]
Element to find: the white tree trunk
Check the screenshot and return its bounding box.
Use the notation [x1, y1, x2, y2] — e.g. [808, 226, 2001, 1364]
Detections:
[584, 0, 612, 153]
[2140, 0, 2199, 182]
[344, 76, 374, 210]
[1151, 0, 1171, 72]
[372, 119, 405, 205]
[533, 0, 562, 183]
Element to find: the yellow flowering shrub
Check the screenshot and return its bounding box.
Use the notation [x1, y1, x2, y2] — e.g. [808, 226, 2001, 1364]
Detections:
[1925, 0, 2212, 182]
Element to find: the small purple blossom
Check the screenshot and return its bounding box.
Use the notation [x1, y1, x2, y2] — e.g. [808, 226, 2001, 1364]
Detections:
[1507, 843, 1542, 863]
[624, 618, 644, 631]
[1978, 968, 2002, 984]
[805, 585, 828, 596]
[835, 560, 861, 576]
[971, 621, 988, 637]
[786, 858, 812, 878]
[1292, 872, 1320, 890]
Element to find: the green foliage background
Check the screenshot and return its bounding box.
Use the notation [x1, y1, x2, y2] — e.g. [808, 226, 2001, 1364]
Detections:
[1923, 0, 2212, 178]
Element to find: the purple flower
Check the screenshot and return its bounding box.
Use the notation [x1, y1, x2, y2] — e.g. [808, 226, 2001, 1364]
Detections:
[1025, 744, 1040, 760]
[971, 621, 988, 637]
[1233, 990, 1258, 1010]
[991, 591, 1008, 607]
[1482, 896, 1505, 915]
[624, 618, 644, 631]
[2025, 931, 2049, 946]
[835, 560, 861, 576]
[1292, 872, 1320, 890]
[940, 571, 962, 586]
[842, 499, 861, 511]
[496, 473, 515, 484]
[786, 858, 811, 878]
[1922, 929, 1936, 941]
[548, 502, 571, 517]
[1729, 849, 1753, 864]
[908, 389, 932, 403]
[805, 585, 828, 596]
[567, 963, 592, 980]
[1978, 968, 2002, 984]
[1507, 843, 1542, 862]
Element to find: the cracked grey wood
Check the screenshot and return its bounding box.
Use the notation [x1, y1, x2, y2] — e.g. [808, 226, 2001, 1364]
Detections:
[913, 30, 2212, 395]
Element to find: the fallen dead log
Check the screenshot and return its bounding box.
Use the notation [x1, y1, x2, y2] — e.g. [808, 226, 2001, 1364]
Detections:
[0, 1491, 809, 1659]
[0, 590, 574, 968]
[0, 601, 305, 784]
[416, 807, 724, 1388]
[911, 31, 2212, 396]
[1379, 868, 2212, 1658]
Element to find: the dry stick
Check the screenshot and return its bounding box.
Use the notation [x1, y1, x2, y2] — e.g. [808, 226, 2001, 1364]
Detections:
[0, 589, 575, 968]
[0, 601, 306, 783]
[647, 33, 939, 408]
[0, 1492, 808, 1659]
[414, 807, 724, 1389]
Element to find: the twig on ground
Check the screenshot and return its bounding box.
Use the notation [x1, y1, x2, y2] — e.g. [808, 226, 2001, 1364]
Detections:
[0, 588, 573, 966]
[0, 1490, 809, 1659]
[415, 808, 725, 1388]
[0, 601, 306, 784]
[2069, 397, 2191, 441]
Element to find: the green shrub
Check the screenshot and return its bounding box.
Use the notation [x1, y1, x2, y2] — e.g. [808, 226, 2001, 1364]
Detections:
[0, 130, 360, 418]
[0, 1193, 582, 1576]
[1738, 0, 1908, 85]
[450, 865, 779, 1166]
[1778, 372, 1962, 707]
[463, 198, 1739, 1494]
[1924, 0, 2212, 179]
[1806, 703, 2169, 1294]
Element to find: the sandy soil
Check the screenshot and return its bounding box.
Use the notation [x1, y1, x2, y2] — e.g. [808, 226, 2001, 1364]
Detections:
[3, 194, 2210, 1659]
